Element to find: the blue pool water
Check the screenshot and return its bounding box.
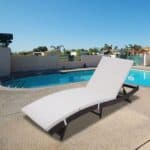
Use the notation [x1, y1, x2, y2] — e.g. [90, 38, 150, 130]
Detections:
[125, 69, 150, 87]
[1, 69, 150, 88]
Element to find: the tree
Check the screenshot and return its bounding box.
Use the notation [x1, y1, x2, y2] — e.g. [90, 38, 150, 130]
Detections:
[119, 45, 131, 57]
[103, 44, 112, 50]
[63, 50, 70, 55]
[33, 46, 48, 52]
[128, 44, 142, 51]
[75, 48, 88, 56]
[50, 45, 64, 51]
[17, 51, 33, 55]
[0, 33, 13, 47]
[76, 50, 81, 56]
[49, 45, 65, 55]
[88, 48, 99, 55]
[123, 44, 142, 55]
[100, 44, 113, 54]
[49, 49, 61, 55]
[114, 46, 118, 50]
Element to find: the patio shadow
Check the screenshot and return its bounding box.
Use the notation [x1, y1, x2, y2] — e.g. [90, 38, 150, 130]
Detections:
[23, 95, 139, 141]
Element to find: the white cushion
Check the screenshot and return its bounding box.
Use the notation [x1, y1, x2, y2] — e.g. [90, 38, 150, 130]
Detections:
[22, 56, 133, 131]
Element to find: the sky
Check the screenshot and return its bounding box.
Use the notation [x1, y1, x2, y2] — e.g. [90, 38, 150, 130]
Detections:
[1, 0, 150, 52]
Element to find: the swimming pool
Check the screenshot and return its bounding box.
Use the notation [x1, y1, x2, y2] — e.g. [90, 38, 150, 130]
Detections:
[126, 69, 150, 87]
[1, 69, 150, 88]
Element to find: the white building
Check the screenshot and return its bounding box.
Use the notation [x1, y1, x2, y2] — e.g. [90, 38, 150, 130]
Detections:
[33, 52, 46, 56]
[70, 51, 89, 56]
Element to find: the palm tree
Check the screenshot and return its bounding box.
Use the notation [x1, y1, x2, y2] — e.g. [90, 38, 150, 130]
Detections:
[100, 44, 113, 55]
[126, 44, 142, 55]
[50, 45, 65, 55]
[50, 45, 64, 52]
[114, 46, 118, 50]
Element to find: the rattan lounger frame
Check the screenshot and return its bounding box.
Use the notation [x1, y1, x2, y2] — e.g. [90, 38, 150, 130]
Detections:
[49, 84, 139, 140]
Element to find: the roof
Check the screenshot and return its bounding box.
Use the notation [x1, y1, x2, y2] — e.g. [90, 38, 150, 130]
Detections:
[143, 47, 150, 51]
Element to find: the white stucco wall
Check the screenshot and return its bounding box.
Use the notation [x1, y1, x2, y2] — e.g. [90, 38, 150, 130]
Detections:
[144, 54, 150, 66]
[11, 55, 59, 72]
[11, 55, 103, 73]
[58, 61, 84, 69]
[81, 55, 102, 67]
[0, 47, 11, 77]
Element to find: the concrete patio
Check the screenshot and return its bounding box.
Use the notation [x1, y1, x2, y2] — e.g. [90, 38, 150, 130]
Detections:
[0, 82, 150, 150]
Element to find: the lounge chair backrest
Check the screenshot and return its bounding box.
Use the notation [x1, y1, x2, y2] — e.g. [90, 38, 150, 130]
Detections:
[87, 56, 133, 99]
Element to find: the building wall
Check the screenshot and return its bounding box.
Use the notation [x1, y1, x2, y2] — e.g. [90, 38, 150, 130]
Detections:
[11, 55, 59, 72]
[144, 54, 150, 66]
[0, 47, 11, 77]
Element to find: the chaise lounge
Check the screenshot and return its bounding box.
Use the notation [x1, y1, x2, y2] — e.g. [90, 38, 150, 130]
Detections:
[22, 56, 139, 140]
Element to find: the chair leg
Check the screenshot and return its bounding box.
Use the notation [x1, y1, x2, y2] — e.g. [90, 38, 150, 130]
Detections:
[122, 87, 132, 103]
[90, 105, 103, 119]
[57, 126, 67, 140]
[125, 97, 132, 103]
[99, 105, 102, 118]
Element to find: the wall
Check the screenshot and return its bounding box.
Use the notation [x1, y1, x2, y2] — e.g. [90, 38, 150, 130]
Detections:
[11, 55, 59, 72]
[81, 55, 102, 67]
[11, 55, 103, 73]
[127, 55, 144, 66]
[1, 53, 148, 75]
[144, 54, 150, 66]
[58, 61, 84, 69]
[0, 47, 11, 77]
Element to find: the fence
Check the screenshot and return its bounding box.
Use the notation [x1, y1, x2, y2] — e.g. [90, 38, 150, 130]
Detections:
[11, 55, 59, 72]
[2, 53, 149, 76]
[11, 55, 102, 73]
[81, 55, 102, 67]
[126, 55, 144, 66]
[59, 55, 81, 62]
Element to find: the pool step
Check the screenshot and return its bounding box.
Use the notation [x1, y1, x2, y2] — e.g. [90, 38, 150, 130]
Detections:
[9, 81, 25, 88]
